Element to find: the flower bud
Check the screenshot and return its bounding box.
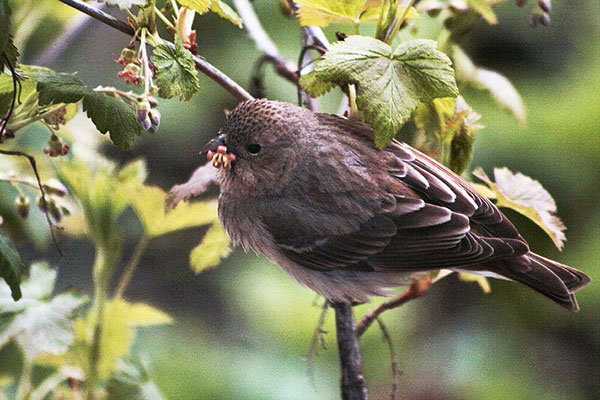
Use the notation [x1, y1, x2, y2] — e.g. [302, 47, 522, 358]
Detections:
[15, 196, 30, 219]
[149, 110, 161, 129]
[538, 0, 551, 13]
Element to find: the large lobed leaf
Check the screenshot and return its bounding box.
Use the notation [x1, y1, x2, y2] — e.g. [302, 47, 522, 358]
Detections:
[177, 0, 242, 27]
[473, 167, 566, 250]
[152, 37, 201, 101]
[128, 184, 219, 238]
[0, 263, 88, 359]
[303, 36, 458, 148]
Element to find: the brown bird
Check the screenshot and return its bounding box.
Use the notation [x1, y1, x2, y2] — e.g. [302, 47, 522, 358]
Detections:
[202, 99, 590, 311]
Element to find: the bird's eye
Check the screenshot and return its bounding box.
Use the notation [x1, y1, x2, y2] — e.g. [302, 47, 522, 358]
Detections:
[246, 143, 262, 155]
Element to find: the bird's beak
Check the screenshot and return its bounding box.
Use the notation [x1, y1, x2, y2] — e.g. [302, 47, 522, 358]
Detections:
[201, 134, 236, 169]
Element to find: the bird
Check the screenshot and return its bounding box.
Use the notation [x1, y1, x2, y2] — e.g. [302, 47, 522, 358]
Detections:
[201, 99, 590, 311]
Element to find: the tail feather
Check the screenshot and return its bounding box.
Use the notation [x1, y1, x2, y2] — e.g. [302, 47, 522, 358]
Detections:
[490, 252, 590, 312]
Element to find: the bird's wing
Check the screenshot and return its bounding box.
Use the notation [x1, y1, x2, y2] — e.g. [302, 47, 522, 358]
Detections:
[258, 114, 529, 273]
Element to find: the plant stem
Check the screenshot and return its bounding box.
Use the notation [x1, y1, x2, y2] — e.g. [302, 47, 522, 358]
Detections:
[85, 248, 110, 400]
[114, 235, 149, 299]
[7, 104, 66, 132]
[15, 355, 32, 400]
[153, 6, 175, 30]
[333, 302, 368, 400]
[386, 0, 417, 44]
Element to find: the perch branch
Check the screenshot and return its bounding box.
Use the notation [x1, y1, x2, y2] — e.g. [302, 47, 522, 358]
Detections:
[356, 278, 432, 338]
[57, 0, 253, 102]
[333, 302, 368, 400]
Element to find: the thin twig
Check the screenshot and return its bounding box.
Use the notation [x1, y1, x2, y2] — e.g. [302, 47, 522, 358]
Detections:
[376, 318, 400, 400]
[305, 301, 330, 391]
[356, 278, 432, 338]
[57, 0, 253, 102]
[334, 302, 368, 400]
[114, 235, 149, 299]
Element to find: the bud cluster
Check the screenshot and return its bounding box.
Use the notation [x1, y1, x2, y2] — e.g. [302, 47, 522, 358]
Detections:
[135, 97, 161, 133]
[43, 134, 70, 158]
[4, 177, 70, 223]
[516, 0, 551, 27]
[43, 106, 68, 127]
[115, 47, 150, 86]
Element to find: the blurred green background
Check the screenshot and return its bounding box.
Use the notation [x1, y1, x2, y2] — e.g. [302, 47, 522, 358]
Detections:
[1, 0, 599, 399]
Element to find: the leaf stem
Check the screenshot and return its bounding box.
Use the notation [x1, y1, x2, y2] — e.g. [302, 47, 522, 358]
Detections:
[7, 104, 67, 132]
[386, 0, 416, 44]
[114, 235, 150, 299]
[140, 29, 152, 98]
[153, 6, 175, 30]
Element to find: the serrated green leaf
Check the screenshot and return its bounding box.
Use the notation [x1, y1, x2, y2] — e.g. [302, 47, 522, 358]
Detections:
[295, 0, 366, 26]
[310, 36, 458, 148]
[190, 222, 231, 273]
[152, 37, 200, 101]
[451, 45, 525, 124]
[473, 167, 566, 249]
[299, 70, 337, 97]
[0, 233, 23, 301]
[177, 0, 211, 14]
[0, 263, 87, 358]
[107, 358, 164, 400]
[104, 0, 147, 10]
[210, 0, 243, 28]
[467, 0, 497, 25]
[33, 70, 142, 149]
[82, 92, 141, 150]
[128, 185, 219, 238]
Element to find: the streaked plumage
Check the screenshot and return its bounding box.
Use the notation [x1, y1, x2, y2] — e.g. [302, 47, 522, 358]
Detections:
[204, 99, 589, 311]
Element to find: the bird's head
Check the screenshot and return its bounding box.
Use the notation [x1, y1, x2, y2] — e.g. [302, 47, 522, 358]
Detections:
[201, 99, 314, 193]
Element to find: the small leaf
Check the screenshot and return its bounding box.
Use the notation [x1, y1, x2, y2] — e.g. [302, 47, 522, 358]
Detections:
[295, 0, 367, 26]
[104, 0, 147, 10]
[451, 45, 525, 124]
[128, 185, 219, 238]
[107, 358, 165, 400]
[466, 0, 497, 25]
[0, 233, 23, 301]
[177, 0, 211, 14]
[152, 37, 201, 101]
[210, 0, 243, 28]
[308, 36, 458, 148]
[473, 167, 566, 249]
[34, 70, 142, 149]
[190, 222, 231, 273]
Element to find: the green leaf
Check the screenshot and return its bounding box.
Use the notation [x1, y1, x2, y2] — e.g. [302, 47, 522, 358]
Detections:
[295, 0, 366, 26]
[473, 167, 566, 250]
[152, 37, 200, 101]
[299, 70, 337, 97]
[104, 0, 147, 10]
[107, 358, 164, 400]
[0, 263, 88, 358]
[0, 0, 11, 56]
[451, 45, 525, 124]
[177, 0, 211, 14]
[128, 184, 219, 238]
[34, 70, 142, 149]
[466, 0, 497, 25]
[210, 0, 243, 28]
[307, 36, 458, 148]
[0, 233, 23, 301]
[190, 222, 231, 273]
[96, 300, 172, 379]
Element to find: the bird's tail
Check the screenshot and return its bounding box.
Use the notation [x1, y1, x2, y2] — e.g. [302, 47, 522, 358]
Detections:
[491, 253, 590, 312]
